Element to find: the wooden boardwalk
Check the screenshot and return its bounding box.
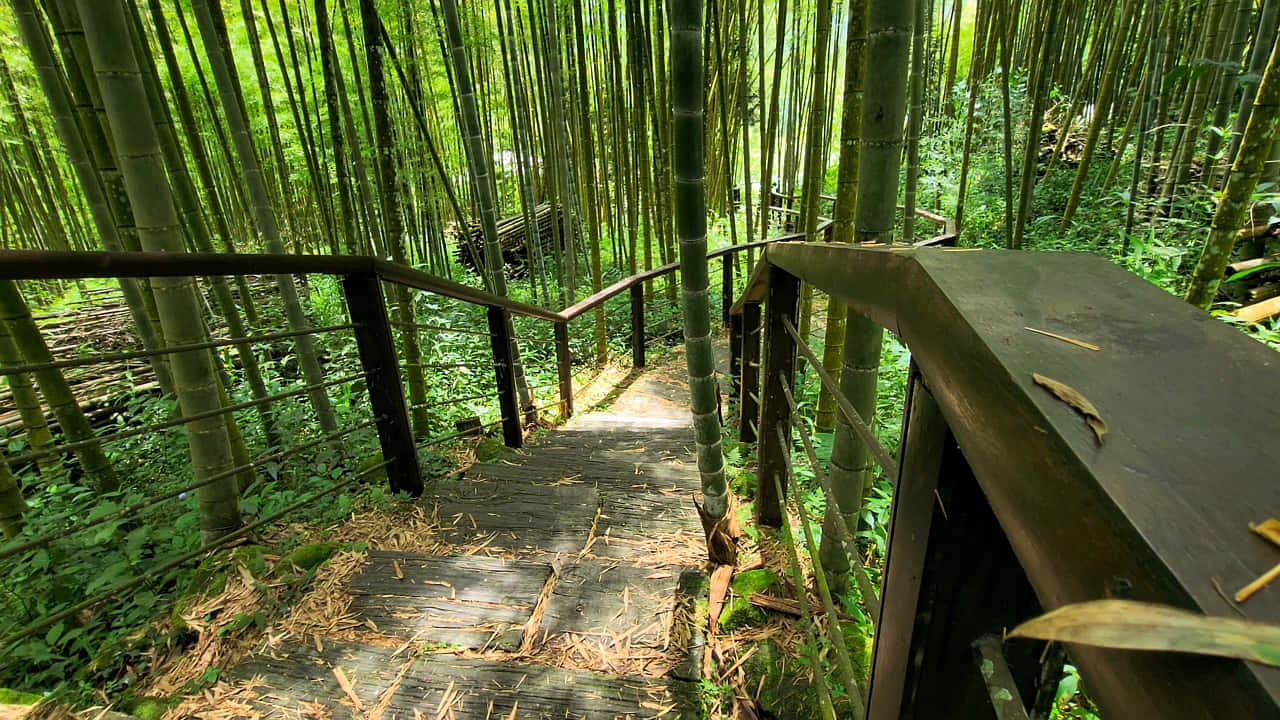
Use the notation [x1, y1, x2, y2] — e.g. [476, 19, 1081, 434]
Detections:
[220, 358, 712, 719]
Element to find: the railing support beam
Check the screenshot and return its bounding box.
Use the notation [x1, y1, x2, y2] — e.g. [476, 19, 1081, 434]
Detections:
[756, 264, 799, 527]
[721, 254, 733, 327]
[554, 321, 574, 418]
[738, 300, 762, 444]
[729, 311, 743, 396]
[342, 272, 423, 496]
[630, 284, 645, 368]
[486, 306, 523, 449]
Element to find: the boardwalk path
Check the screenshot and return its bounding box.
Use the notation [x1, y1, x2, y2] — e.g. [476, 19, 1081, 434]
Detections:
[223, 353, 715, 719]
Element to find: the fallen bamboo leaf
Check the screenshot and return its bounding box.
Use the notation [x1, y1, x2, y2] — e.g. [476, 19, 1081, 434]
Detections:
[1251, 519, 1280, 548]
[1032, 373, 1108, 444]
[1237, 563, 1280, 603]
[393, 559, 404, 580]
[1024, 326, 1101, 351]
[1008, 599, 1280, 666]
[332, 666, 365, 711]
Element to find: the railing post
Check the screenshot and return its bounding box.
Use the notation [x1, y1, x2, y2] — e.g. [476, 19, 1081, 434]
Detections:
[486, 305, 523, 449]
[629, 283, 645, 368]
[738, 299, 762, 444]
[554, 321, 574, 418]
[729, 311, 743, 396]
[720, 254, 733, 326]
[756, 264, 799, 527]
[342, 273, 423, 496]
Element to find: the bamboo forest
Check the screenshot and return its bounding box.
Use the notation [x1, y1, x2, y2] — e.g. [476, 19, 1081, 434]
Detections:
[0, 0, 1278, 716]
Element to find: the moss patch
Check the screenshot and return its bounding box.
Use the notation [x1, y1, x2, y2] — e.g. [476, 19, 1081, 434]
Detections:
[231, 545, 266, 577]
[730, 568, 779, 596]
[474, 438, 506, 462]
[126, 695, 181, 720]
[285, 542, 340, 571]
[0, 688, 42, 705]
[741, 639, 822, 720]
[678, 571, 712, 620]
[718, 596, 767, 631]
[357, 454, 388, 483]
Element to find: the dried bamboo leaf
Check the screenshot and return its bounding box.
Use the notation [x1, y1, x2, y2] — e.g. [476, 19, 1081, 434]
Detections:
[1009, 599, 1280, 666]
[1250, 519, 1280, 548]
[331, 666, 365, 711]
[1024, 327, 1102, 351]
[1237, 563, 1280, 603]
[1032, 373, 1108, 443]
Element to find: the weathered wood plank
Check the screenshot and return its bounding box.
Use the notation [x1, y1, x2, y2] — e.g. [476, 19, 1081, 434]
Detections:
[539, 561, 684, 651]
[231, 640, 700, 719]
[348, 552, 551, 650]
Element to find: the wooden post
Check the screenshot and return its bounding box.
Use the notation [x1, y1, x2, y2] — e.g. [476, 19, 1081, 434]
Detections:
[554, 321, 574, 418]
[729, 311, 743, 396]
[738, 299, 762, 444]
[486, 305, 523, 449]
[721, 254, 733, 326]
[342, 273, 423, 496]
[867, 368, 1047, 718]
[630, 283, 646, 368]
[867, 372, 948, 719]
[755, 264, 800, 527]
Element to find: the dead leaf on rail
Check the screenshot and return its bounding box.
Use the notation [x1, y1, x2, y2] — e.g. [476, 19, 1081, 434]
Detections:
[1032, 373, 1107, 444]
[1009, 599, 1280, 667]
[1023, 326, 1101, 351]
[1251, 519, 1280, 548]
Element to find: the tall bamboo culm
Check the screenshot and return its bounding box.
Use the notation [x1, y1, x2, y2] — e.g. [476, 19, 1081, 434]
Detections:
[815, 0, 870, 592]
[824, 0, 916, 589]
[671, 0, 735, 566]
[191, 0, 338, 436]
[73, 0, 240, 542]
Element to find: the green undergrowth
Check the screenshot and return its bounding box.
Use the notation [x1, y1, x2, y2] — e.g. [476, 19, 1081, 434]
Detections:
[0, 263, 704, 708]
[919, 70, 1280, 354]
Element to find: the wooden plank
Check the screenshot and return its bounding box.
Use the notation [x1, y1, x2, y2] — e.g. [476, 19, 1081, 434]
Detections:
[892, 406, 1047, 719]
[230, 640, 700, 719]
[348, 552, 550, 650]
[539, 560, 683, 649]
[429, 427, 703, 560]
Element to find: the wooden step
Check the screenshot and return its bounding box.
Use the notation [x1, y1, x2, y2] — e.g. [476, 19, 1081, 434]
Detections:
[349, 552, 552, 651]
[230, 639, 700, 719]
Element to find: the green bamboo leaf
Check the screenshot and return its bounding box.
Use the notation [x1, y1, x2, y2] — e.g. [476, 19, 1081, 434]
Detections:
[1009, 600, 1280, 666]
[1225, 261, 1280, 284]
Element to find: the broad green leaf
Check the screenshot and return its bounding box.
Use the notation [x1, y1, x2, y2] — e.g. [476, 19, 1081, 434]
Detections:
[1009, 600, 1280, 667]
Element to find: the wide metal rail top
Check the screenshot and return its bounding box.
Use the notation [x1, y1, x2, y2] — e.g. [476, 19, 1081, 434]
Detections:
[737, 241, 1280, 719]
